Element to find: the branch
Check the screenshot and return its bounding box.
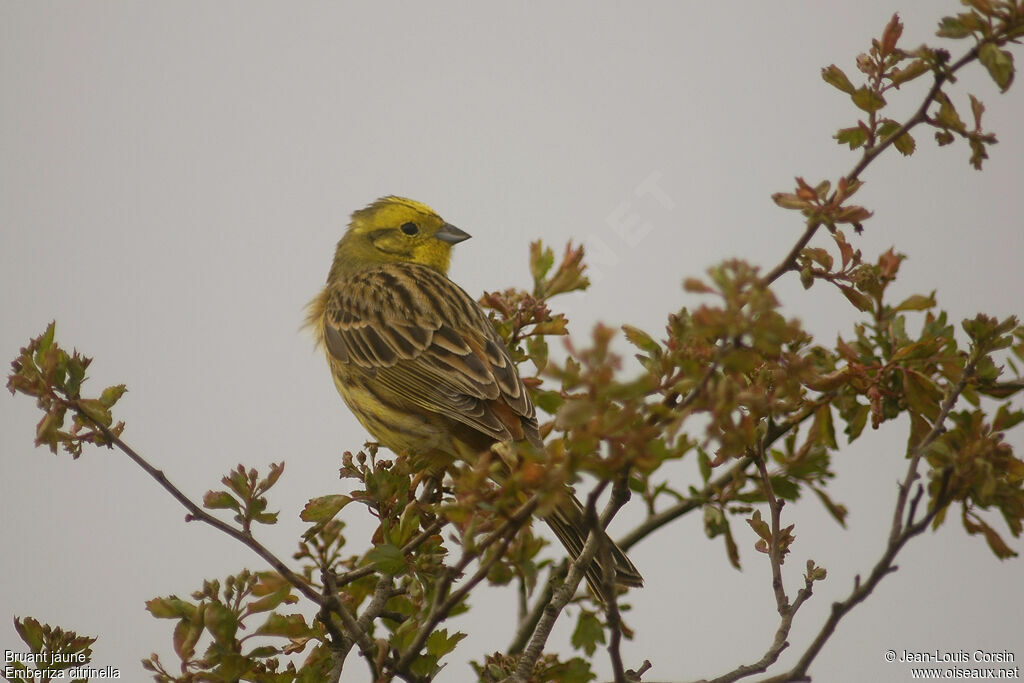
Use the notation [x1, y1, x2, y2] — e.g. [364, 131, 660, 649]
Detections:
[511, 481, 629, 681]
[889, 361, 972, 545]
[755, 366, 966, 683]
[334, 518, 444, 588]
[698, 436, 818, 683]
[72, 404, 408, 681]
[74, 407, 324, 606]
[507, 561, 565, 654]
[753, 446, 789, 613]
[619, 392, 832, 552]
[761, 46, 983, 287]
[705, 577, 814, 683]
[319, 568, 383, 680]
[758, 472, 952, 683]
[603, 555, 628, 683]
[392, 495, 541, 675]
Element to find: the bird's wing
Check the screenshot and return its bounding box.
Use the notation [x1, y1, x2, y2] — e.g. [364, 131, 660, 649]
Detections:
[321, 263, 536, 444]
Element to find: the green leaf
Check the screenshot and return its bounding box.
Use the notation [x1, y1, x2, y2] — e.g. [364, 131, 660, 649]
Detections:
[300, 494, 351, 523]
[555, 657, 598, 683]
[963, 510, 1018, 559]
[533, 389, 564, 414]
[993, 404, 1024, 432]
[821, 64, 856, 94]
[77, 399, 112, 426]
[256, 613, 313, 638]
[555, 399, 598, 429]
[903, 372, 942, 422]
[769, 475, 800, 501]
[526, 334, 549, 373]
[935, 94, 965, 132]
[245, 587, 293, 615]
[99, 384, 127, 408]
[366, 543, 408, 575]
[697, 448, 712, 483]
[622, 324, 660, 356]
[835, 126, 868, 150]
[747, 510, 771, 542]
[146, 596, 196, 620]
[851, 87, 886, 113]
[802, 247, 833, 270]
[204, 602, 238, 646]
[14, 617, 46, 652]
[571, 611, 606, 656]
[204, 490, 240, 511]
[837, 284, 874, 313]
[812, 404, 838, 449]
[845, 402, 870, 441]
[892, 131, 915, 156]
[173, 613, 203, 662]
[426, 629, 467, 658]
[978, 43, 1014, 92]
[889, 59, 930, 86]
[936, 15, 973, 39]
[530, 241, 555, 284]
[810, 485, 848, 527]
[893, 293, 935, 312]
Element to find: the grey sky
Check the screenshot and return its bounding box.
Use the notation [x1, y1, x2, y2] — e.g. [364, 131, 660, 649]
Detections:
[2, 3, 1022, 681]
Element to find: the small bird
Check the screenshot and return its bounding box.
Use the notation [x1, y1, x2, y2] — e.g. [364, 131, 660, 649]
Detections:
[307, 196, 642, 601]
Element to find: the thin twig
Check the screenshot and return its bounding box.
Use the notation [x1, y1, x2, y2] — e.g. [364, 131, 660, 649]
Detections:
[602, 477, 633, 683]
[756, 364, 966, 683]
[753, 445, 789, 613]
[334, 518, 443, 588]
[74, 408, 324, 605]
[604, 562, 627, 683]
[619, 393, 832, 552]
[889, 362, 971, 545]
[511, 481, 627, 681]
[320, 571, 348, 683]
[761, 46, 982, 287]
[507, 561, 565, 654]
[758, 472, 953, 683]
[319, 568, 382, 679]
[392, 495, 541, 675]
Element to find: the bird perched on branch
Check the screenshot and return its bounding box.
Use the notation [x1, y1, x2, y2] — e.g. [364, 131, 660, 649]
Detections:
[307, 195, 642, 601]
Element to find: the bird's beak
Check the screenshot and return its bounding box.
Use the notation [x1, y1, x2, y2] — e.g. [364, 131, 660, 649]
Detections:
[436, 223, 472, 244]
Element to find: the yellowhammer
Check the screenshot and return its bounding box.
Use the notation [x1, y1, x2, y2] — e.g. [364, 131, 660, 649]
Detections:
[308, 195, 642, 601]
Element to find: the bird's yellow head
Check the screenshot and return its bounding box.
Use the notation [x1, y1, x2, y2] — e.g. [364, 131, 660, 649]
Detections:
[330, 196, 471, 277]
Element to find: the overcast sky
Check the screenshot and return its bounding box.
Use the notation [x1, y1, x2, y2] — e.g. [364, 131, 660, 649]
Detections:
[2, 3, 1022, 682]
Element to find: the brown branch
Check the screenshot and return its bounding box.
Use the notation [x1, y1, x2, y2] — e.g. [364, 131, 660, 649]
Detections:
[392, 495, 541, 676]
[71, 403, 405, 681]
[604, 556, 627, 683]
[757, 472, 953, 683]
[705, 577, 815, 683]
[618, 456, 750, 552]
[73, 407, 324, 606]
[507, 561, 565, 655]
[889, 361, 972, 545]
[319, 568, 383, 681]
[760, 46, 982, 287]
[753, 446, 789, 613]
[755, 363, 967, 683]
[619, 392, 832, 552]
[334, 518, 444, 588]
[696, 433, 818, 683]
[512, 481, 626, 681]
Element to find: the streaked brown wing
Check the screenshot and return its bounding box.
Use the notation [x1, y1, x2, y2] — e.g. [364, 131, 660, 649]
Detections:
[321, 263, 536, 444]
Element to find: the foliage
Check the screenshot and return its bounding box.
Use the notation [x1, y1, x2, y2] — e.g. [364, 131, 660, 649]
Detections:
[6, 4, 1024, 682]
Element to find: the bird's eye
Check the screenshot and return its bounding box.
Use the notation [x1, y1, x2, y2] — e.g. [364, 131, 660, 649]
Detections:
[400, 222, 419, 236]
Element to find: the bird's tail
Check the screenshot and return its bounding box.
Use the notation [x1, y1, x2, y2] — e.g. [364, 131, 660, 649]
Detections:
[543, 492, 643, 603]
